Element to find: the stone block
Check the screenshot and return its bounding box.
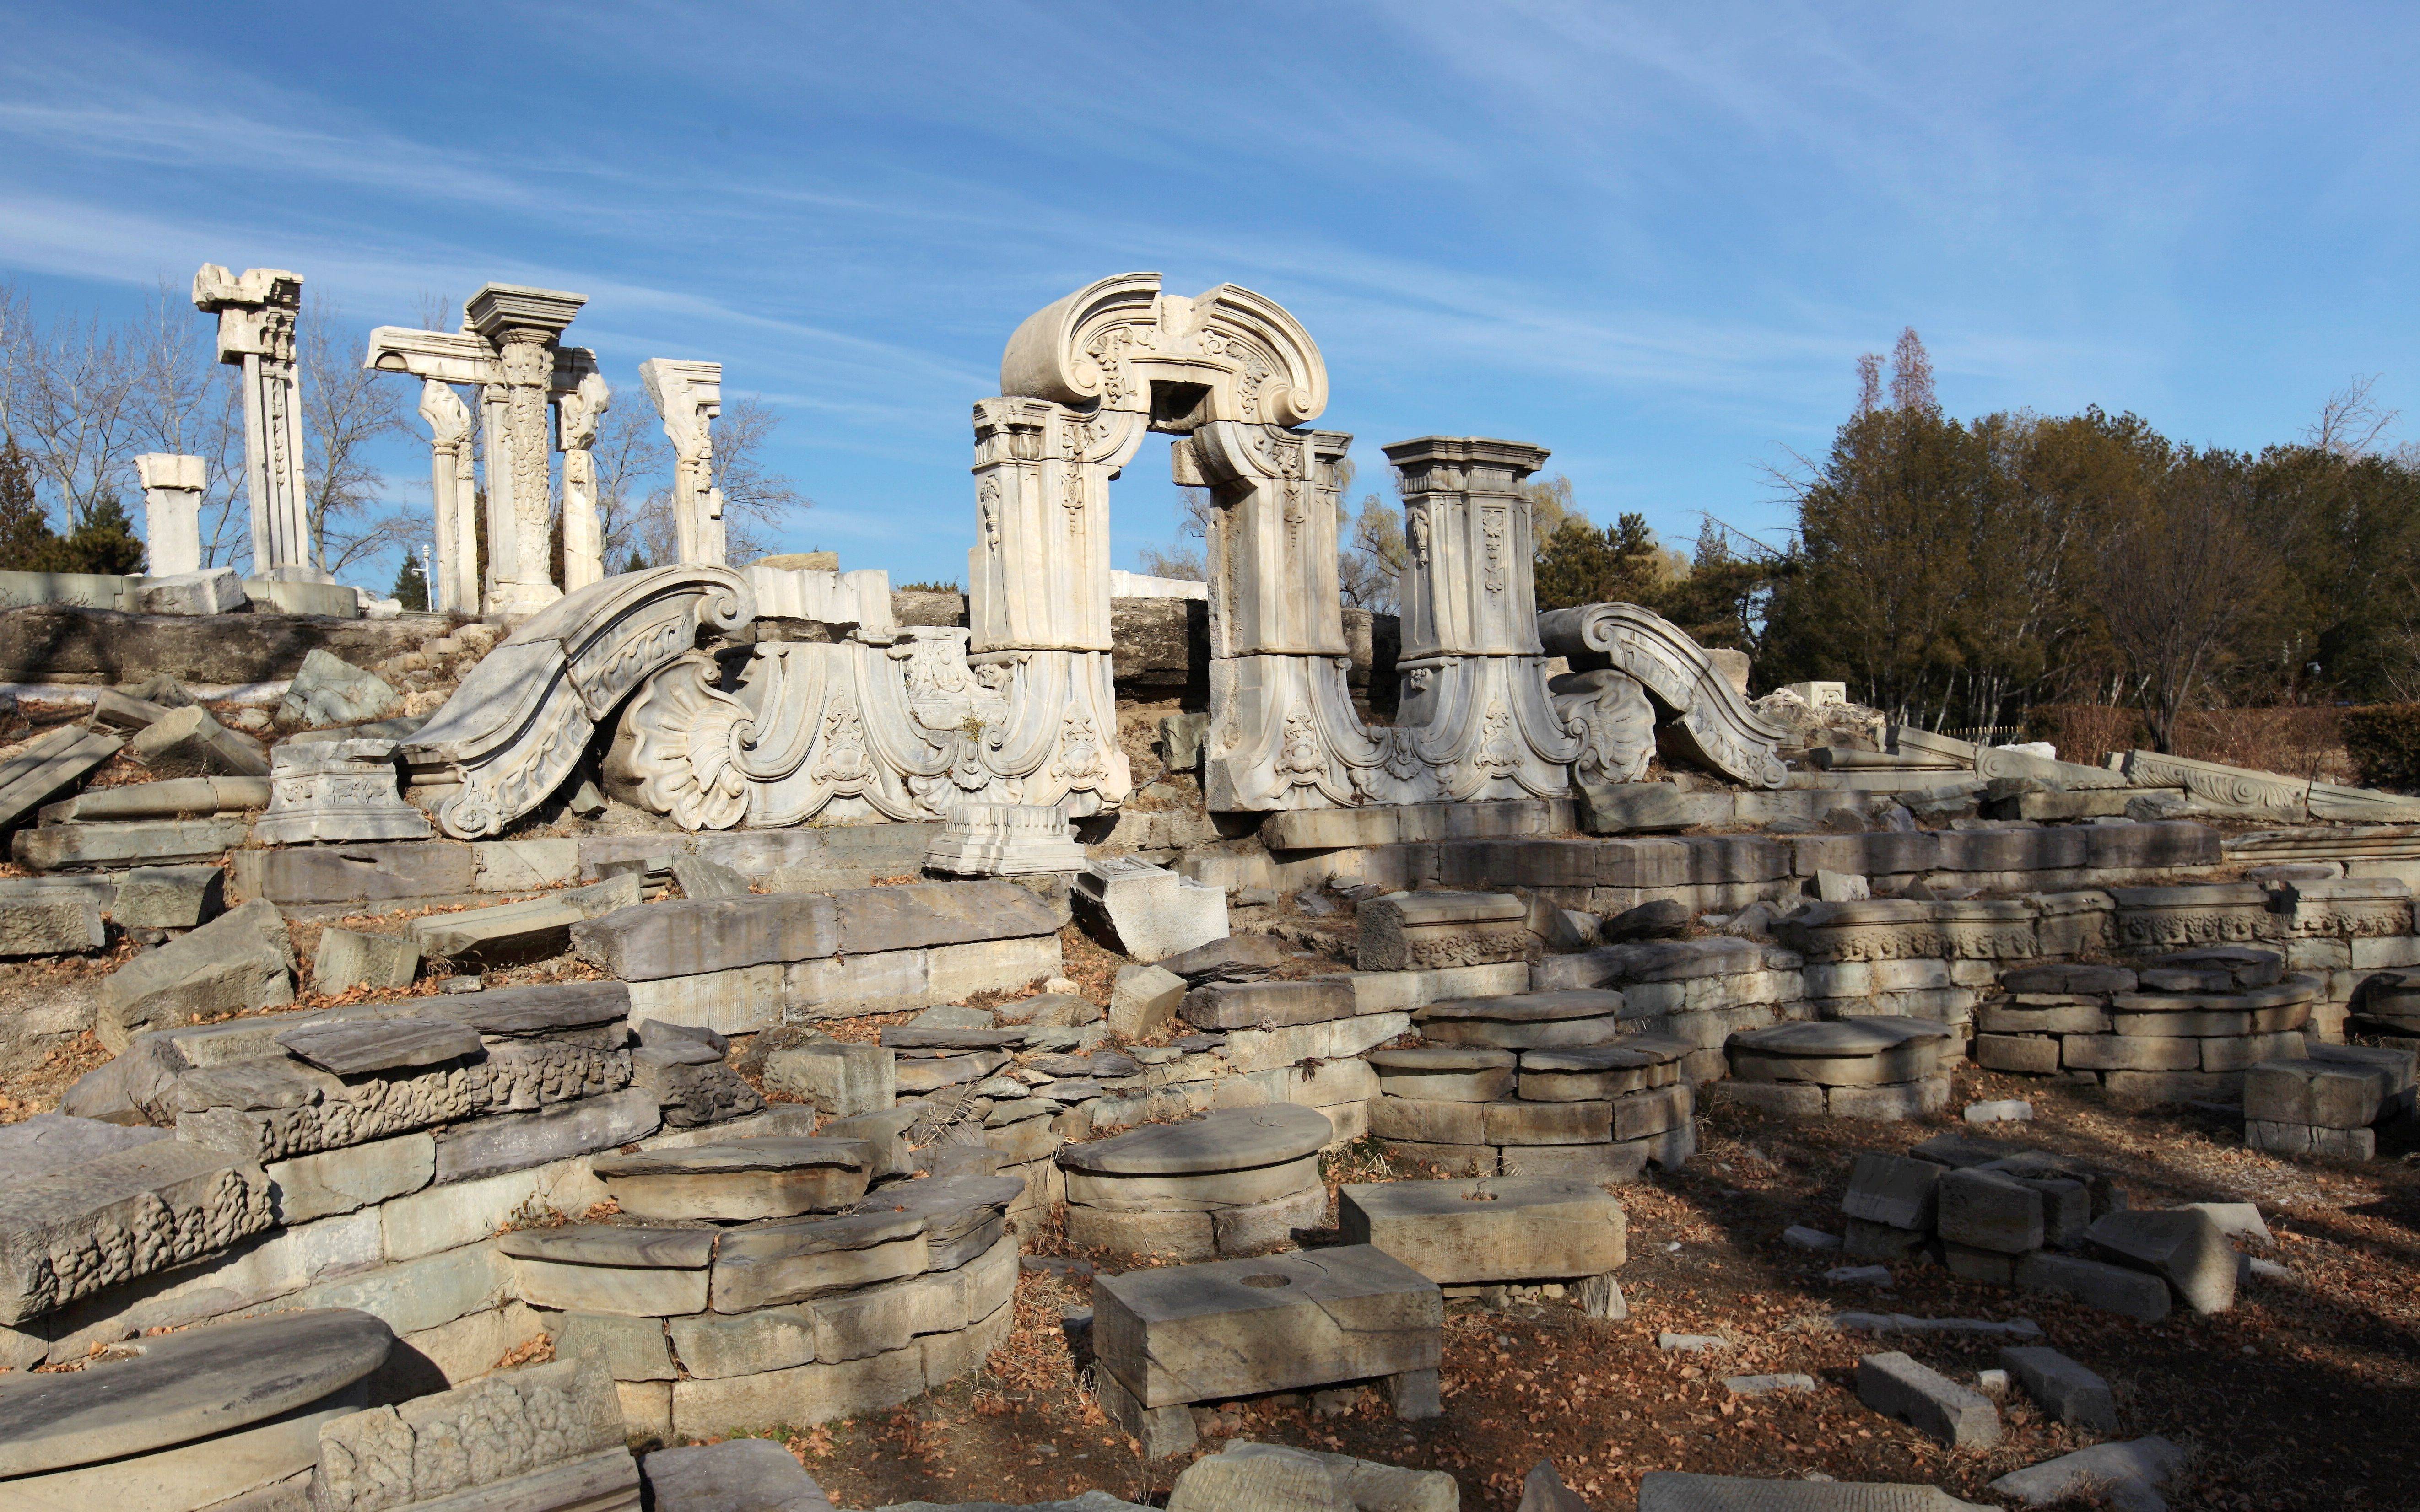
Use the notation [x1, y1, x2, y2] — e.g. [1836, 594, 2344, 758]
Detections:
[1937, 1168, 2044, 1254]
[1988, 1437, 2188, 1512]
[1827, 1076, 1951, 1121]
[2062, 1033, 2199, 1071]
[265, 1133, 435, 1224]
[836, 878, 1064, 956]
[711, 1214, 929, 1312]
[1715, 1080, 1827, 1117]
[1508, 1137, 1659, 1182]
[1074, 858, 1228, 962]
[1111, 963, 1187, 1040]
[1943, 1241, 2016, 1286]
[0, 724, 123, 834]
[1339, 1176, 1625, 1284]
[279, 649, 400, 726]
[544, 1308, 677, 1383]
[1855, 1351, 1999, 1448]
[2247, 1058, 2389, 1129]
[1181, 977, 1360, 1030]
[227, 839, 474, 907]
[108, 864, 226, 930]
[1374, 1141, 1498, 1178]
[1357, 891, 1531, 971]
[576, 893, 841, 980]
[2013, 1250, 2170, 1322]
[643, 1439, 835, 1512]
[1974, 1033, 2060, 1074]
[131, 705, 270, 776]
[2087, 1208, 2235, 1314]
[309, 928, 421, 994]
[764, 1041, 897, 1117]
[1484, 1099, 1611, 1146]
[1209, 1185, 1329, 1255]
[0, 1135, 275, 1326]
[1999, 1345, 2118, 1433]
[1841, 1153, 1941, 1231]
[1843, 1217, 1928, 1261]
[98, 896, 292, 1050]
[628, 964, 787, 1035]
[1091, 1244, 1442, 1409]
[1068, 1204, 1215, 1260]
[0, 882, 105, 956]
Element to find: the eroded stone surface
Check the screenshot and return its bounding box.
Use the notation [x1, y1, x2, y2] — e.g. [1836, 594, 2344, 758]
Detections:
[1059, 1105, 1333, 1177]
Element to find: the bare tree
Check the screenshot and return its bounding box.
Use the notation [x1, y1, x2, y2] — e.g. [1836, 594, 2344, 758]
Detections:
[1339, 495, 1404, 612]
[125, 281, 245, 567]
[1135, 541, 1205, 580]
[298, 294, 412, 574]
[1855, 351, 1884, 417]
[0, 280, 147, 529]
[621, 394, 807, 568]
[2099, 450, 2273, 752]
[590, 404, 671, 569]
[2305, 374, 2398, 458]
[1889, 327, 1937, 413]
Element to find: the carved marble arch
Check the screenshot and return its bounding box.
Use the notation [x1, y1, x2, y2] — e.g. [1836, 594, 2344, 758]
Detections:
[998, 273, 1329, 431]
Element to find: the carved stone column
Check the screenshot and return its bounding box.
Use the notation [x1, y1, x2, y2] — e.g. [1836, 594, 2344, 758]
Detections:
[1194, 420, 1397, 810]
[133, 453, 205, 576]
[639, 359, 726, 566]
[193, 265, 319, 581]
[1384, 436, 1580, 800]
[968, 398, 1134, 655]
[556, 368, 610, 592]
[416, 382, 476, 614]
[466, 285, 586, 615]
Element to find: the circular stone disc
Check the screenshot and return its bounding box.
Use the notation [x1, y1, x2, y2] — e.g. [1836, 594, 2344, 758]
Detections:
[592, 1136, 871, 1178]
[1521, 1034, 1694, 1072]
[0, 1308, 394, 1478]
[1057, 1104, 1334, 1176]
[1727, 1017, 1953, 1056]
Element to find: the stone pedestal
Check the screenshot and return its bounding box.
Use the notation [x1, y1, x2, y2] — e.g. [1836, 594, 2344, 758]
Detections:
[193, 265, 322, 582]
[923, 803, 1086, 875]
[641, 359, 726, 567]
[134, 453, 205, 576]
[253, 739, 431, 845]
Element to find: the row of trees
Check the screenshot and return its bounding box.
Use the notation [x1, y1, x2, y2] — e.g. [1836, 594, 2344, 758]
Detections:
[0, 279, 805, 586]
[1133, 328, 2418, 757]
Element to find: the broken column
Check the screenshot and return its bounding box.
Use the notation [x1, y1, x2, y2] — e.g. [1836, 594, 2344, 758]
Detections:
[468, 284, 589, 613]
[640, 358, 726, 566]
[416, 379, 479, 614]
[133, 452, 205, 576]
[192, 264, 319, 581]
[557, 366, 610, 590]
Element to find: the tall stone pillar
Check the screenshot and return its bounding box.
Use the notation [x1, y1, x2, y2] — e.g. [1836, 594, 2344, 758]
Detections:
[416, 381, 477, 614]
[193, 265, 319, 581]
[639, 359, 726, 566]
[557, 369, 610, 591]
[465, 285, 586, 614]
[1383, 436, 1580, 800]
[134, 453, 205, 576]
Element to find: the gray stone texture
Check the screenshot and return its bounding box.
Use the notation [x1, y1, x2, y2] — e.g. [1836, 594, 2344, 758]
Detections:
[1339, 1176, 1625, 1284]
[109, 864, 227, 929]
[1999, 1345, 2118, 1433]
[2086, 1208, 2236, 1315]
[430, 1088, 661, 1185]
[1855, 1350, 2001, 1447]
[278, 649, 401, 727]
[0, 880, 105, 956]
[100, 896, 293, 1051]
[644, 1438, 837, 1512]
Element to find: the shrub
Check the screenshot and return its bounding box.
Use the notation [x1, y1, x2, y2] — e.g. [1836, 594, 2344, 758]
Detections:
[2343, 705, 2420, 792]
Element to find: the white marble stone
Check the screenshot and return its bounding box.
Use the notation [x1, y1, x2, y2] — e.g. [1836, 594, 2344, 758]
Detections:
[925, 803, 1086, 875]
[254, 738, 431, 845]
[640, 358, 726, 567]
[193, 266, 319, 582]
[134, 453, 205, 577]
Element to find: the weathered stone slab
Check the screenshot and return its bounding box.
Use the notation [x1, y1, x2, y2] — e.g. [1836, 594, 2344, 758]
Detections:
[0, 724, 124, 832]
[574, 893, 841, 980]
[594, 1137, 871, 1221]
[1777, 897, 2037, 963]
[1999, 1345, 2118, 1433]
[1074, 858, 1228, 963]
[0, 879, 106, 955]
[430, 979, 632, 1036]
[410, 879, 633, 965]
[1359, 891, 1530, 971]
[1988, 1437, 2187, 1512]
[1339, 1176, 1625, 1284]
[0, 1113, 170, 1177]
[836, 878, 1064, 956]
[227, 839, 474, 907]
[265, 1134, 436, 1224]
[669, 1346, 927, 1438]
[430, 1088, 660, 1185]
[99, 896, 292, 1050]
[1517, 1035, 1691, 1100]
[1059, 1105, 1333, 1176]
[1637, 1473, 1996, 1511]
[0, 1132, 274, 1323]
[2013, 1250, 2169, 1321]
[0, 1306, 390, 1476]
[854, 1174, 1025, 1270]
[711, 1213, 929, 1311]
[310, 927, 421, 994]
[500, 1225, 715, 1315]
[275, 1016, 481, 1075]
[1066, 1155, 1321, 1214]
[1856, 1350, 2000, 1447]
[307, 1357, 627, 1511]
[1092, 1244, 1443, 1408]
[1727, 1017, 1950, 1086]
[1936, 1168, 2043, 1254]
[2246, 1057, 2390, 1129]
[1180, 978, 1361, 1030]
[762, 1040, 897, 1117]
[1840, 1153, 1942, 1231]
[643, 1438, 837, 1512]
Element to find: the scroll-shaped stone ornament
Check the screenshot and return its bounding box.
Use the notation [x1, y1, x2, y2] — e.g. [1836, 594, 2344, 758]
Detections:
[401, 565, 752, 838]
[1537, 602, 1788, 788]
[1550, 668, 1657, 786]
[2119, 749, 2420, 821]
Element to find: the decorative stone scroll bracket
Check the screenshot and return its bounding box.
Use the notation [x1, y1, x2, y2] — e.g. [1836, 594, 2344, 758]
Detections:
[2118, 749, 2420, 822]
[401, 565, 752, 838]
[1537, 602, 1788, 788]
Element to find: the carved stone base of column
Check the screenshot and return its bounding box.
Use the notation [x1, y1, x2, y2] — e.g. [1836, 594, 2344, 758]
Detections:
[1203, 653, 1399, 812]
[254, 738, 432, 845]
[926, 804, 1087, 875]
[1394, 653, 1580, 803]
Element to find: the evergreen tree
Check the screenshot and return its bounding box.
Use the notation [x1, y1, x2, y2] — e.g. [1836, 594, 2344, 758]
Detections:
[0, 441, 66, 572]
[58, 490, 146, 574]
[624, 550, 647, 575]
[1532, 512, 1665, 611]
[391, 554, 430, 612]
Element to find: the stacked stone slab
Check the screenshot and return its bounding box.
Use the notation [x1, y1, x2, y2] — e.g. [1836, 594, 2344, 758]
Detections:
[1834, 1136, 2233, 1322]
[502, 1166, 1023, 1440]
[308, 1355, 640, 1511]
[2112, 876, 2416, 1041]
[1721, 1016, 1955, 1120]
[1090, 1244, 1443, 1458]
[1974, 949, 2315, 1103]
[1375, 997, 1695, 1179]
[2244, 1042, 2417, 1158]
[1357, 890, 1533, 970]
[1057, 1104, 1332, 1261]
[0, 1307, 394, 1511]
[1533, 936, 1809, 1084]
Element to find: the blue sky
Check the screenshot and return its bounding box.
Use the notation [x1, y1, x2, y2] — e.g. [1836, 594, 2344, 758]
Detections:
[2, 2, 2416, 590]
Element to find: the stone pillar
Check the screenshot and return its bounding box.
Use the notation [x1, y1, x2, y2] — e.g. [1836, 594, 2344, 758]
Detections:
[416, 382, 477, 615]
[967, 397, 1134, 655]
[639, 359, 726, 566]
[556, 369, 609, 590]
[1382, 436, 1579, 801]
[465, 285, 587, 614]
[192, 265, 319, 581]
[133, 453, 206, 577]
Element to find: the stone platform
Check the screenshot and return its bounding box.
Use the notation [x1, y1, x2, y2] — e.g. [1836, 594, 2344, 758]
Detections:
[1372, 1025, 1696, 1179]
[1057, 1104, 1333, 1261]
[1720, 1017, 1956, 1120]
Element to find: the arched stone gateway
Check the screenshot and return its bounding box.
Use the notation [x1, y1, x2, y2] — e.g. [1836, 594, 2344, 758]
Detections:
[405, 274, 1781, 834]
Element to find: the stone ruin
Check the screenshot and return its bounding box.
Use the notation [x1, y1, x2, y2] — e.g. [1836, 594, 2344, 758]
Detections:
[0, 269, 2412, 1511]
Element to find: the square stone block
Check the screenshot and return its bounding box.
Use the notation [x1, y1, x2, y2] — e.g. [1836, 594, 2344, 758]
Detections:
[1338, 1176, 1625, 1285]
